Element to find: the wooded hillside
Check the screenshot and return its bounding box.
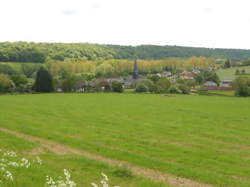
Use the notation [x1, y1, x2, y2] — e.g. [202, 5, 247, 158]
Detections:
[1, 42, 250, 63]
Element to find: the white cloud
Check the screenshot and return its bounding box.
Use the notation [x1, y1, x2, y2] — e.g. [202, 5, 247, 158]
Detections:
[0, 0, 250, 49]
[61, 9, 80, 16]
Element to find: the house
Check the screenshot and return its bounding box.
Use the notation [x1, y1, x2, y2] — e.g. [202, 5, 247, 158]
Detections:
[159, 71, 172, 77]
[200, 66, 213, 72]
[123, 78, 137, 88]
[107, 78, 124, 84]
[219, 78, 235, 90]
[180, 71, 195, 80]
[203, 81, 218, 90]
[191, 68, 201, 74]
[169, 74, 178, 83]
[221, 78, 234, 85]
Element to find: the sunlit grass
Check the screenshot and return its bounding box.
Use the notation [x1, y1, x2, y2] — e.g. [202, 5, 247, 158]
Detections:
[0, 131, 166, 187]
[217, 66, 250, 80]
[0, 93, 250, 186]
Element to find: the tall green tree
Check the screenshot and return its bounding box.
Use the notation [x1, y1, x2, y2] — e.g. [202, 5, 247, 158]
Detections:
[61, 74, 78, 92]
[234, 76, 250, 97]
[34, 67, 54, 92]
[224, 59, 231, 68]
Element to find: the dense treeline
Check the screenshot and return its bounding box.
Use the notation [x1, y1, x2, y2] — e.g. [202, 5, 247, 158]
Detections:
[109, 45, 250, 61]
[48, 57, 215, 77]
[1, 42, 250, 63]
[0, 42, 116, 63]
[0, 57, 215, 78]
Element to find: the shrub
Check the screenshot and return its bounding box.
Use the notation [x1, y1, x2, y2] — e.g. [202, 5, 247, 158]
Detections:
[235, 69, 240, 75]
[96, 78, 111, 92]
[233, 76, 250, 97]
[156, 78, 171, 93]
[147, 74, 160, 83]
[135, 83, 148, 93]
[224, 59, 231, 68]
[195, 74, 205, 85]
[176, 78, 185, 84]
[10, 74, 28, 88]
[34, 67, 54, 92]
[111, 81, 123, 93]
[186, 79, 196, 88]
[196, 71, 220, 85]
[151, 85, 162, 93]
[168, 85, 182, 94]
[136, 79, 155, 92]
[178, 84, 190, 94]
[0, 74, 14, 93]
[15, 83, 33, 93]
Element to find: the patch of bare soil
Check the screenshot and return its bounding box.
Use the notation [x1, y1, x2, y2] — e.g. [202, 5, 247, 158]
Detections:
[0, 127, 212, 187]
[29, 147, 46, 155]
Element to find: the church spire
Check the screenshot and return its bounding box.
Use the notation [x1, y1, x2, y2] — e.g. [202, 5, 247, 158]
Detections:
[133, 59, 139, 79]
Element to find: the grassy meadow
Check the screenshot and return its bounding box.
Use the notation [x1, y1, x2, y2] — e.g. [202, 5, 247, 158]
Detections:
[1, 93, 250, 186]
[217, 66, 250, 80]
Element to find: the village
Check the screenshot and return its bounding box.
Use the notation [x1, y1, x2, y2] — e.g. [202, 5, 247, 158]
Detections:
[57, 60, 234, 93]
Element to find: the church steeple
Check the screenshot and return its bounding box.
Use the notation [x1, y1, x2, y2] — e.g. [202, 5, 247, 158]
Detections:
[133, 59, 139, 79]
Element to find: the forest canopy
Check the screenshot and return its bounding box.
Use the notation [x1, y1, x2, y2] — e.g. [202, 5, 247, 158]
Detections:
[1, 42, 250, 63]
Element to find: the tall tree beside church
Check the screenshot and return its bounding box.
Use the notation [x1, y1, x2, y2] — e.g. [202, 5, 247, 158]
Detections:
[34, 67, 54, 92]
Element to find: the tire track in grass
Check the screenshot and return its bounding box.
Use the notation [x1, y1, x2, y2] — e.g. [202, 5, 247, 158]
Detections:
[0, 126, 212, 187]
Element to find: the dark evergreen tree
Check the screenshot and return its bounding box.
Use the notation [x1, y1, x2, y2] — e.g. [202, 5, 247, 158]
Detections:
[224, 59, 231, 68]
[34, 67, 54, 92]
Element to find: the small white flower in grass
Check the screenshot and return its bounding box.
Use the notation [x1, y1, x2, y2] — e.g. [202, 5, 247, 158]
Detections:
[100, 180, 109, 187]
[45, 176, 56, 186]
[45, 170, 76, 187]
[35, 156, 42, 165]
[3, 151, 17, 158]
[0, 167, 5, 171]
[8, 161, 19, 167]
[91, 182, 99, 187]
[20, 158, 30, 168]
[101, 173, 109, 181]
[4, 170, 13, 181]
[0, 158, 7, 163]
[91, 173, 120, 187]
[0, 163, 6, 167]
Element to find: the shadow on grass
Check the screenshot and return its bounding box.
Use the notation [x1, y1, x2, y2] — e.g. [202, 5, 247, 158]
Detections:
[197, 90, 235, 97]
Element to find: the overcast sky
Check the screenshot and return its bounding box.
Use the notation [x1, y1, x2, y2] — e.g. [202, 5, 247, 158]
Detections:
[1, 0, 250, 49]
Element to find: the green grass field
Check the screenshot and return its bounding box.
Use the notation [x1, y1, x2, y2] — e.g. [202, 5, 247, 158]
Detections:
[216, 66, 250, 80]
[1, 93, 250, 186]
